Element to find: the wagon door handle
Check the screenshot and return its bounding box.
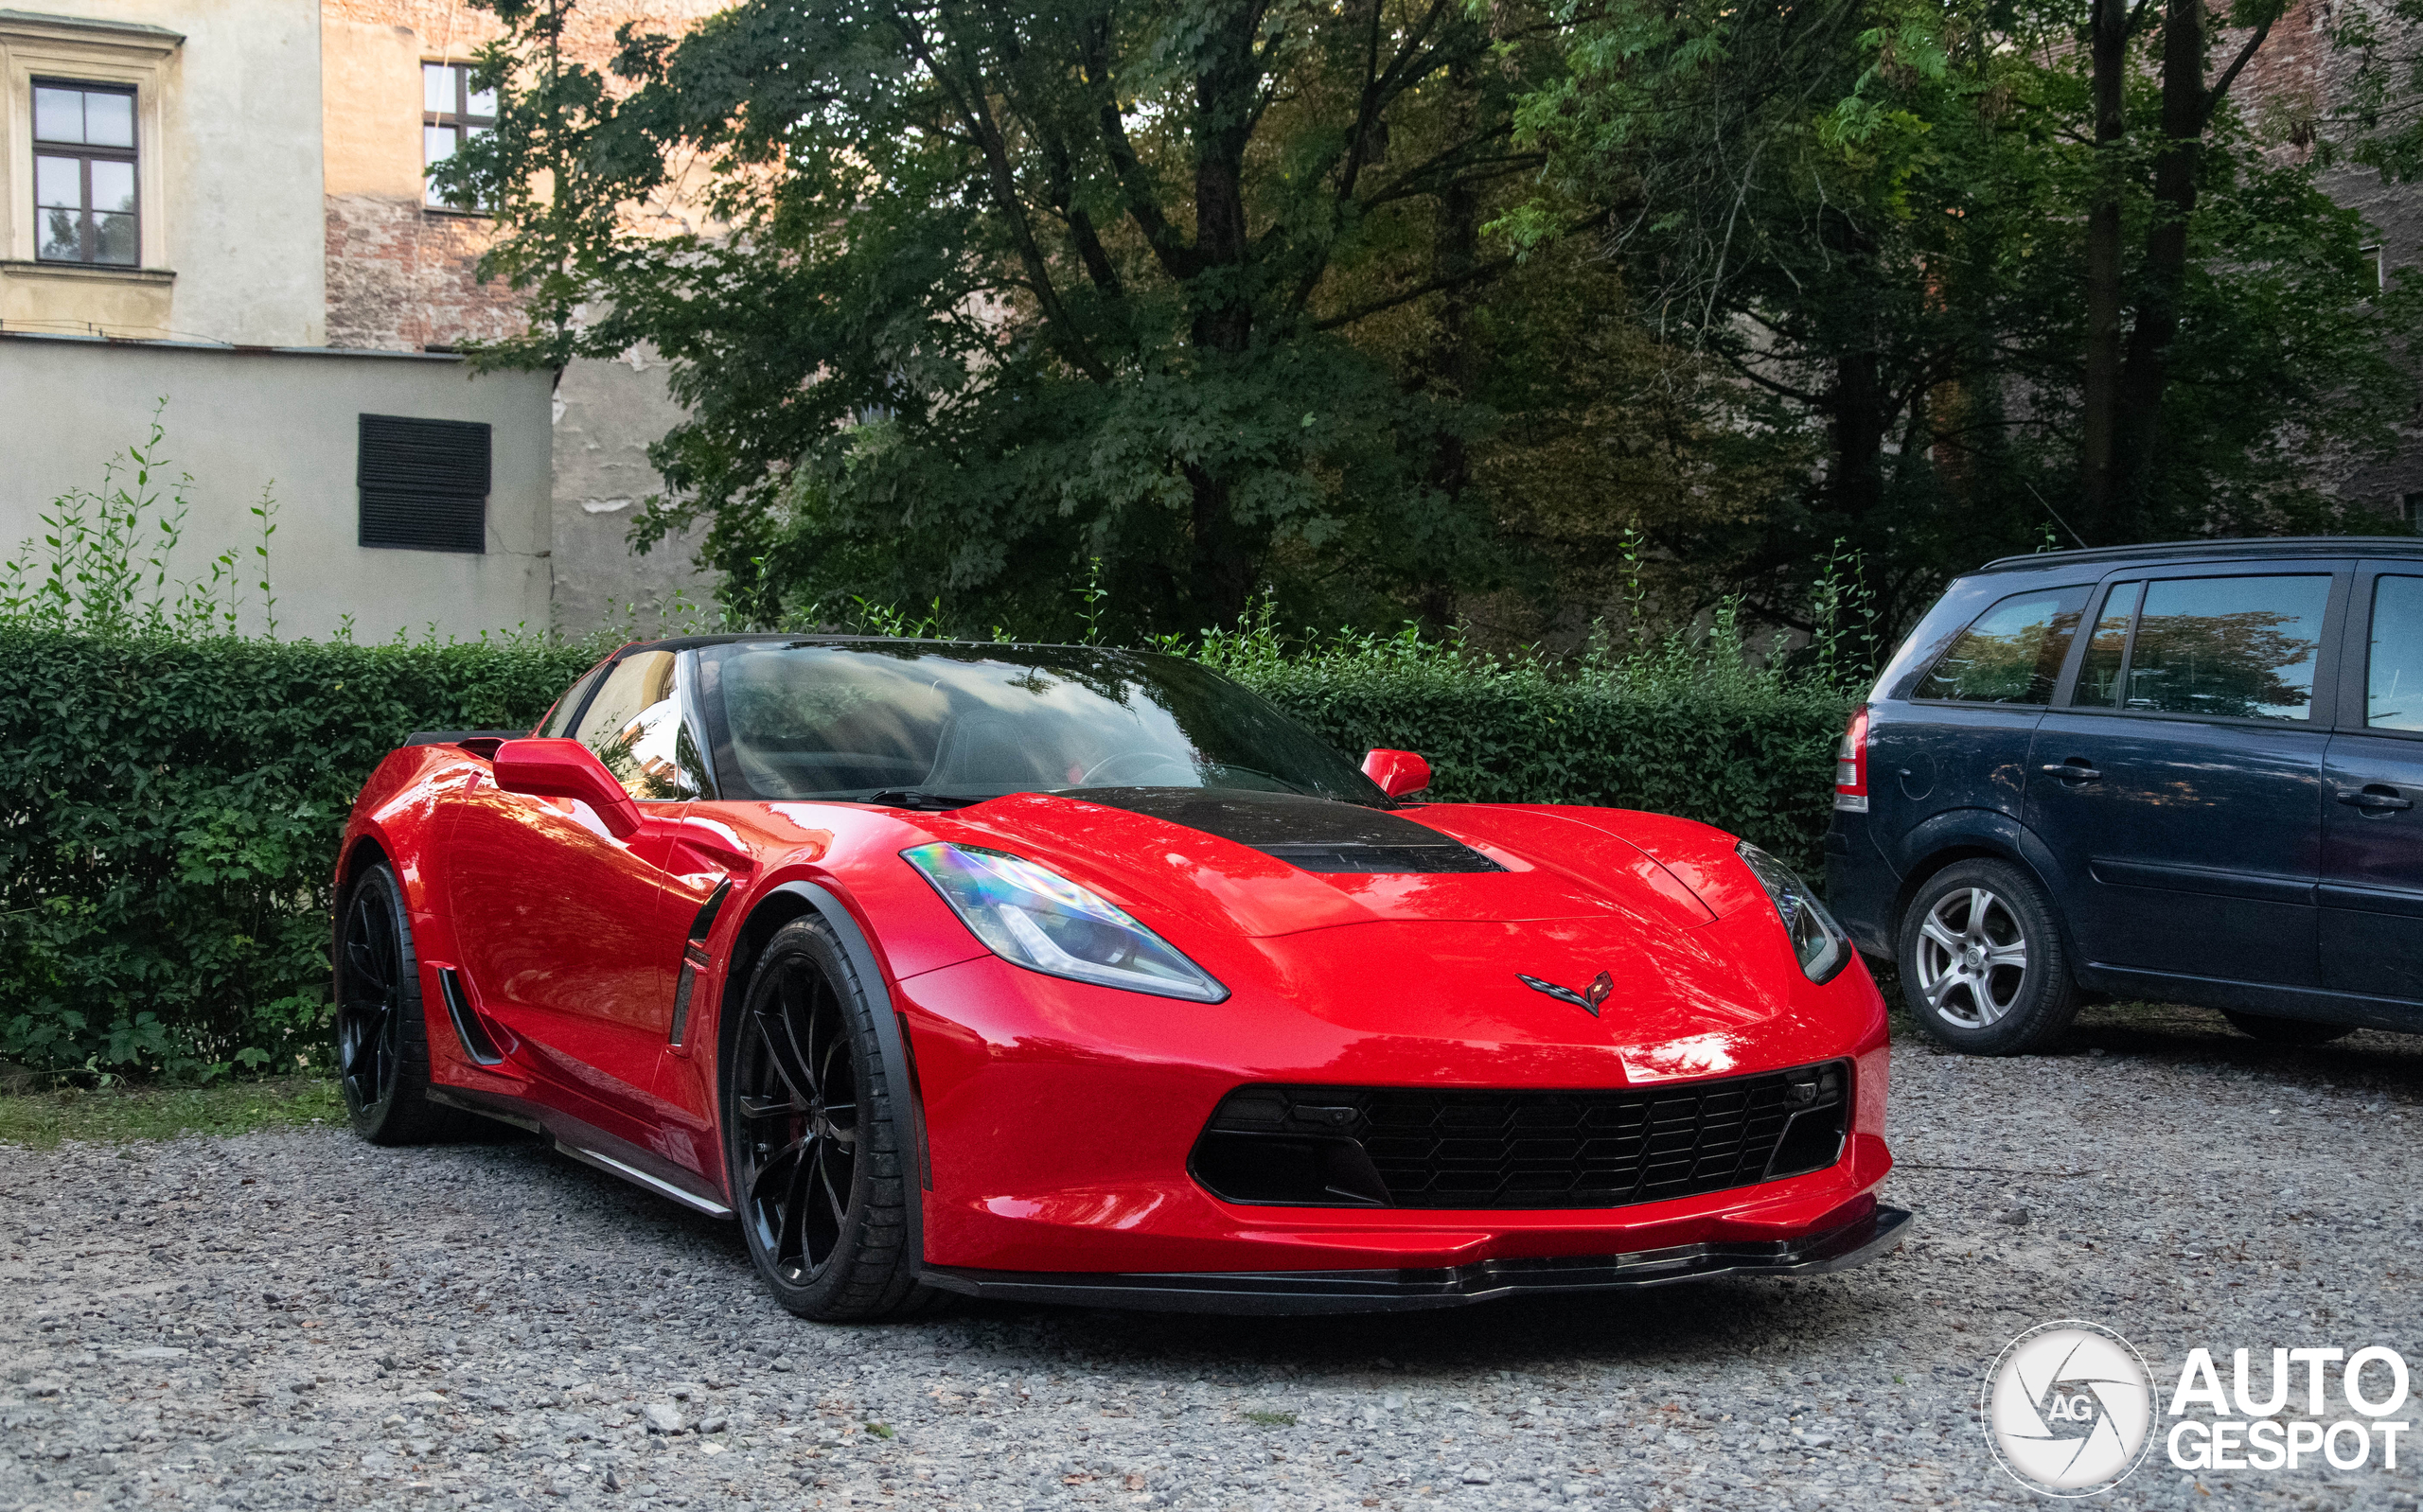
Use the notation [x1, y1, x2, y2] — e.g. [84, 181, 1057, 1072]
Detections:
[2337, 786, 2414, 813]
[2042, 762, 2101, 782]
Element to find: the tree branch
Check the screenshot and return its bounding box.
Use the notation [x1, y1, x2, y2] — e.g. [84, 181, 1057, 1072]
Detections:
[886, 8, 1108, 382]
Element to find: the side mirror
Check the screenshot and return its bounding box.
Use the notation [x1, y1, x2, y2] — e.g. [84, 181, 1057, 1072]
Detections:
[1361, 747, 1431, 800]
[492, 738, 645, 838]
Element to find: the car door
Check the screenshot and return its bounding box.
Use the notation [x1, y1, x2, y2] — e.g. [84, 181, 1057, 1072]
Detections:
[2024, 563, 2346, 990]
[2318, 565, 2423, 1005]
[444, 647, 705, 1114]
[1866, 579, 2091, 846]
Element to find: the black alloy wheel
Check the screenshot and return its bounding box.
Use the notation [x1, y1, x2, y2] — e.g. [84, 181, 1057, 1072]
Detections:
[334, 863, 456, 1144]
[2221, 1011, 2356, 1046]
[722, 917, 939, 1320]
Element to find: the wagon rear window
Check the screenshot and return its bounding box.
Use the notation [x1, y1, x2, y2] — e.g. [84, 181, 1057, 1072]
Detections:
[1911, 587, 2088, 705]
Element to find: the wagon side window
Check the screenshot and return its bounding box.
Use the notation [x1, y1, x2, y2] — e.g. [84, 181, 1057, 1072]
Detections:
[1909, 586, 2088, 705]
[575, 651, 695, 801]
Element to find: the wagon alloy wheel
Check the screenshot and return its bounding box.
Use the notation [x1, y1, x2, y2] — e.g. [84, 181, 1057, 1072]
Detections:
[1915, 887, 2028, 1028]
[735, 958, 861, 1284]
[332, 863, 458, 1145]
[1896, 858, 2079, 1056]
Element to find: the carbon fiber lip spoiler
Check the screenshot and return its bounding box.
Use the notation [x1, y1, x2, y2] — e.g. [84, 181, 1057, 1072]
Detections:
[921, 1203, 1912, 1315]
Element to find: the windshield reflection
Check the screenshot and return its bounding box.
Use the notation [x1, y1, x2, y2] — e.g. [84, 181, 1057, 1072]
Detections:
[696, 642, 1388, 806]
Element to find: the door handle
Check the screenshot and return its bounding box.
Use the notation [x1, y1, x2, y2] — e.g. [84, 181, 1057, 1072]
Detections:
[2337, 786, 2414, 813]
[2042, 763, 2102, 781]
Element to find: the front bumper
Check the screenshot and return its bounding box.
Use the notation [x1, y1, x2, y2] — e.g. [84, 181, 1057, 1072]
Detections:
[920, 1202, 1912, 1314]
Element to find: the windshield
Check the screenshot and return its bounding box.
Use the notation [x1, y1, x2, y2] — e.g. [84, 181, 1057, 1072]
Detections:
[694, 642, 1389, 805]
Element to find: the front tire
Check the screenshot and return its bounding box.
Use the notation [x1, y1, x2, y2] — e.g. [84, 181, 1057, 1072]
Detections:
[334, 863, 457, 1144]
[722, 918, 940, 1321]
[2222, 1011, 2355, 1046]
[1897, 859, 2079, 1055]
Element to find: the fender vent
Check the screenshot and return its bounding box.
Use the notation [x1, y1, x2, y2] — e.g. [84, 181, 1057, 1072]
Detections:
[437, 967, 504, 1066]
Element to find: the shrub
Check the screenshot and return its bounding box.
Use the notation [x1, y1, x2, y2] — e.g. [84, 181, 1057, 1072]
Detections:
[0, 628, 595, 1077]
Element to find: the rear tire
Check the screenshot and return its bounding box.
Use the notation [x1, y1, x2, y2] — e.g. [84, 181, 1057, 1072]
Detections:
[722, 917, 943, 1322]
[2221, 1011, 2355, 1046]
[334, 864, 460, 1145]
[1896, 859, 2080, 1055]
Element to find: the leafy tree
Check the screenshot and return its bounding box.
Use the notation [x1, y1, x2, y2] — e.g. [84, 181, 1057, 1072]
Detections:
[1509, 0, 2416, 632]
[449, 0, 1586, 638]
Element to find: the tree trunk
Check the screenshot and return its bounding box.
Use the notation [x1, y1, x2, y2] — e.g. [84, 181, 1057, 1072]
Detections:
[2111, 0, 2214, 531]
[2080, 0, 2131, 536]
[1183, 9, 1262, 626]
[1829, 347, 1891, 526]
[1415, 62, 1480, 631]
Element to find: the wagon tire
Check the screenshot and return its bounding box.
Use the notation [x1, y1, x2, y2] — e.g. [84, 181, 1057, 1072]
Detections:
[1896, 858, 2079, 1056]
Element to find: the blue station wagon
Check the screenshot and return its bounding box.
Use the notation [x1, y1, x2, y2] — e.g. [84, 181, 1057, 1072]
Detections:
[1826, 537, 2423, 1053]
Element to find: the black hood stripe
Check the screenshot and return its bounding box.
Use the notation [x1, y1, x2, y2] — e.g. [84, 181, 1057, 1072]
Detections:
[1060, 788, 1504, 875]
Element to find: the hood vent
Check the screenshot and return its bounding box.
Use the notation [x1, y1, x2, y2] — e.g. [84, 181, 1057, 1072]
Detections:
[1063, 787, 1504, 875]
[1254, 841, 1503, 875]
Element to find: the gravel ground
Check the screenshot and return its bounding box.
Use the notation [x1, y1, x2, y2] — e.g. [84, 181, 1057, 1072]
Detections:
[6, 1002, 2422, 1512]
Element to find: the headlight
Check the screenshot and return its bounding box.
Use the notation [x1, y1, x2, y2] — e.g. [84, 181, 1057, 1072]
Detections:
[1736, 842, 1850, 983]
[901, 843, 1229, 1002]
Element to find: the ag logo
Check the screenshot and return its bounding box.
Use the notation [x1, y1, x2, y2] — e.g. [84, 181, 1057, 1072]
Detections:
[1982, 1321, 2155, 1496]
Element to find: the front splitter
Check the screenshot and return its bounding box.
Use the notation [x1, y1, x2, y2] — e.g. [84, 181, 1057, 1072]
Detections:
[920, 1203, 1912, 1315]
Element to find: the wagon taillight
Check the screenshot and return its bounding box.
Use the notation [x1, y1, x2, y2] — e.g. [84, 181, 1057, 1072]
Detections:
[1833, 704, 1869, 812]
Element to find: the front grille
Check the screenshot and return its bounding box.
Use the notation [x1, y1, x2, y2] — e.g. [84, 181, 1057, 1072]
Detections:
[1190, 1063, 1849, 1210]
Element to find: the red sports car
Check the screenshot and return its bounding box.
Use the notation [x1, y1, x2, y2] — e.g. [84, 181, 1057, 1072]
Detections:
[334, 637, 1905, 1318]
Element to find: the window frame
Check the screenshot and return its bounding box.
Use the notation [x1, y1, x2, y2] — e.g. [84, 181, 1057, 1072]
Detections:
[2332, 559, 2423, 742]
[2050, 561, 2352, 729]
[1904, 583, 2092, 709]
[420, 61, 496, 214]
[29, 77, 138, 267]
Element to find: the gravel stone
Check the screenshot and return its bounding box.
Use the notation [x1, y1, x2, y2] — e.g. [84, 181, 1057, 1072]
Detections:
[3, 1004, 2420, 1510]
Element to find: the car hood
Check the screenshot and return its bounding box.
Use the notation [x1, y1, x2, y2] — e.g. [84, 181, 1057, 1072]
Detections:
[928, 788, 1727, 942]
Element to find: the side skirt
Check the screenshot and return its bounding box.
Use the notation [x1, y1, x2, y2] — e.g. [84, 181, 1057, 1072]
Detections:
[424, 1084, 734, 1220]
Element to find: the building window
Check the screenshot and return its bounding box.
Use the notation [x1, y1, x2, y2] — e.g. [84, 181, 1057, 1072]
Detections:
[422, 62, 496, 210]
[359, 414, 491, 553]
[32, 80, 137, 265]
[2401, 492, 2423, 532]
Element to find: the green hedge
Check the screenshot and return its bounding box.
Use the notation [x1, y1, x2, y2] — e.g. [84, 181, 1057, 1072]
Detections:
[0, 624, 1850, 1078]
[0, 628, 595, 1077]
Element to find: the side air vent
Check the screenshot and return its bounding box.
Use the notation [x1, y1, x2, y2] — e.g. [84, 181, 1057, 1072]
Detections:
[1190, 1063, 1850, 1210]
[667, 878, 733, 1047]
[437, 967, 504, 1066]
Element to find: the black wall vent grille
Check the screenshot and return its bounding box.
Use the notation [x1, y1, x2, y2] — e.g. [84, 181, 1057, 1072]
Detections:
[358, 413, 490, 553]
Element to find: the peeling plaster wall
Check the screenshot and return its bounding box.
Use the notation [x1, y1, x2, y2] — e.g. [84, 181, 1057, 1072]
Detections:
[551, 348, 716, 634]
[319, 0, 722, 631]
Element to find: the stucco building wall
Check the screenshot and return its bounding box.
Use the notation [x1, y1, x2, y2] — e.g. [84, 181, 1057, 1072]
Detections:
[318, 0, 723, 631]
[0, 332, 552, 641]
[0, 3, 326, 345]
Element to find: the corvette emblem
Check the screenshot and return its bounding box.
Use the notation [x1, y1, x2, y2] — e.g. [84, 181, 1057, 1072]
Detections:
[1518, 970, 1616, 1017]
